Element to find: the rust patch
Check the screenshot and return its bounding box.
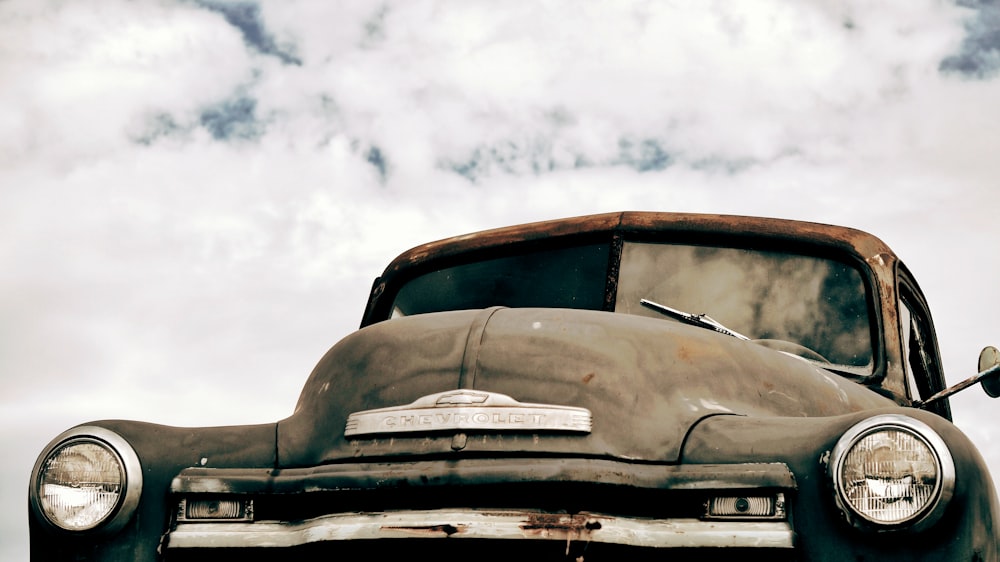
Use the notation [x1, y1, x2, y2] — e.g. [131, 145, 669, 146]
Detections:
[521, 513, 603, 533]
[581, 373, 596, 384]
[520, 513, 605, 557]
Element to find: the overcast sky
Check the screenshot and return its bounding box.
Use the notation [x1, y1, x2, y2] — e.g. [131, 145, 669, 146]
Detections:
[3, 0, 1000, 557]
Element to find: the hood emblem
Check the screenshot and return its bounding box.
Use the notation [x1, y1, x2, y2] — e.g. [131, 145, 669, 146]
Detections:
[345, 389, 592, 438]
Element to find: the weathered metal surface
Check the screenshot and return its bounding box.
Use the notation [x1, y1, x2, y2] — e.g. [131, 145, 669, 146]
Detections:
[167, 509, 795, 549]
[278, 307, 894, 467]
[684, 408, 1000, 561]
[29, 421, 277, 562]
[365, 212, 895, 297]
[171, 460, 797, 494]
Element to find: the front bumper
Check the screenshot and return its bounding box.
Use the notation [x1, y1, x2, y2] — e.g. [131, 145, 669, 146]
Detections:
[166, 459, 795, 552]
[168, 508, 793, 549]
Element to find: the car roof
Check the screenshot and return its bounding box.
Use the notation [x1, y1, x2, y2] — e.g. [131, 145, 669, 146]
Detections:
[361, 211, 899, 327]
[380, 211, 895, 274]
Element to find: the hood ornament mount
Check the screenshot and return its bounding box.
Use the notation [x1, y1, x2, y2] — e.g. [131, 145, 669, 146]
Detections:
[344, 389, 592, 439]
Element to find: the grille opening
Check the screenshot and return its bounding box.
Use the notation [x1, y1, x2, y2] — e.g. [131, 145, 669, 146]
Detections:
[249, 481, 714, 522]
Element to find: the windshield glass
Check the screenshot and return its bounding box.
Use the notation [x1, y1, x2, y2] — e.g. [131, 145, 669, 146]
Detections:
[388, 239, 873, 369]
[615, 242, 872, 367]
[391, 243, 610, 317]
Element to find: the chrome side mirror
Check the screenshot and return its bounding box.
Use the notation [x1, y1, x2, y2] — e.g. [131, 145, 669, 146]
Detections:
[978, 346, 1000, 398]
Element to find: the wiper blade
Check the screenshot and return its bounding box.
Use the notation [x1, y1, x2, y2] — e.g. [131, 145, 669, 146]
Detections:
[640, 298, 751, 341]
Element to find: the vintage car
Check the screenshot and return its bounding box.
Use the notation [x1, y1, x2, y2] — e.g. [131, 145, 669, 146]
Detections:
[29, 212, 1000, 560]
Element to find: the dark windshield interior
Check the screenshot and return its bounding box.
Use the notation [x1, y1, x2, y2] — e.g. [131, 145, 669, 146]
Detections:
[391, 243, 610, 316]
[389, 240, 873, 369]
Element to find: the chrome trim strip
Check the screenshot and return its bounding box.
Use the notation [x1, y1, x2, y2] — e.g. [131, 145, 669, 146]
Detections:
[169, 509, 794, 549]
[345, 390, 592, 437]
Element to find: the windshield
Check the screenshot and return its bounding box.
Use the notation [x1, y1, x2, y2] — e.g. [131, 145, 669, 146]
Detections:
[616, 242, 872, 367]
[388, 240, 873, 369]
[391, 243, 610, 317]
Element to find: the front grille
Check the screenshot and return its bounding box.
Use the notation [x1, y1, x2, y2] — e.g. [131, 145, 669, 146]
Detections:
[253, 481, 709, 522]
[167, 460, 797, 558]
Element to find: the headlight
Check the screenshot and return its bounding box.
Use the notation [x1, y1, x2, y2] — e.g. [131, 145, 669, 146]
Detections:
[30, 426, 142, 533]
[829, 414, 954, 531]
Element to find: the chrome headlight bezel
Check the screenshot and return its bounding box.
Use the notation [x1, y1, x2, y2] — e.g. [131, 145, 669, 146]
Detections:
[828, 414, 954, 532]
[29, 426, 143, 534]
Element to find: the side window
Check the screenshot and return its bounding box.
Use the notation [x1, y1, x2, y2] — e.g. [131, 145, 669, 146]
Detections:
[898, 287, 941, 402]
[899, 302, 921, 400]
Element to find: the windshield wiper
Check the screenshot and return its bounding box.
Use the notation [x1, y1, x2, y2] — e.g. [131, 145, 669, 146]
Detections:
[640, 298, 751, 341]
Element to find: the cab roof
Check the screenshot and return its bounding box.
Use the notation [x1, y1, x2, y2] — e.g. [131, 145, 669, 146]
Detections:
[360, 212, 898, 328]
[383, 212, 894, 269]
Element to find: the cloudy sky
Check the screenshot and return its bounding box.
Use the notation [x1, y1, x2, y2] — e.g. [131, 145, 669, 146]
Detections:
[3, 0, 999, 557]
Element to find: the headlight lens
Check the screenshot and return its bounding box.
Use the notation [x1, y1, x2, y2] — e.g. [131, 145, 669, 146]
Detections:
[830, 415, 954, 531]
[39, 440, 124, 530]
[31, 427, 142, 533]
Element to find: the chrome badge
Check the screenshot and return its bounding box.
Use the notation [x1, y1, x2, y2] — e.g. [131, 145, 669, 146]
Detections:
[344, 389, 592, 437]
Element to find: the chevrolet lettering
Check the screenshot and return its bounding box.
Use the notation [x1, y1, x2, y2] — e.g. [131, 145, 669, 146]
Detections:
[378, 411, 549, 430]
[345, 390, 593, 436]
[29, 212, 1000, 561]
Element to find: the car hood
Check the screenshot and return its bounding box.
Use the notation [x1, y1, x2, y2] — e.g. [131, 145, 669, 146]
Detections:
[277, 307, 893, 467]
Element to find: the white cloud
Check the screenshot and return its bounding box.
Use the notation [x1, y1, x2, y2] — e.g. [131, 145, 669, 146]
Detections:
[4, 1, 1000, 558]
[0, 0, 255, 170]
